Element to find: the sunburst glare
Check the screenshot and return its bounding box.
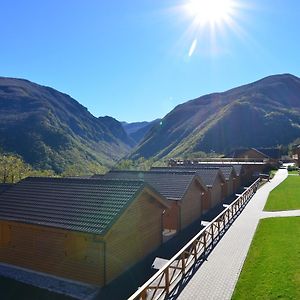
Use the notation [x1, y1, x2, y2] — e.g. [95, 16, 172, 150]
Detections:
[180, 0, 248, 57]
[186, 0, 236, 26]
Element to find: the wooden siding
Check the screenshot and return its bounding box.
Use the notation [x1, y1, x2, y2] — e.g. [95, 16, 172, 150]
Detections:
[233, 177, 240, 193]
[180, 180, 203, 230]
[202, 191, 211, 214]
[0, 221, 105, 285]
[210, 177, 223, 208]
[105, 192, 163, 284]
[163, 201, 180, 231]
[226, 175, 234, 197]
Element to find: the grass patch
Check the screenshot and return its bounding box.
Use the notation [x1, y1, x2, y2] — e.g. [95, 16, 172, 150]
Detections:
[264, 176, 300, 211]
[232, 217, 300, 300]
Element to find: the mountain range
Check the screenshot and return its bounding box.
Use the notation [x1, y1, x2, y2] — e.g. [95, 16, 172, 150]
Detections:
[0, 77, 134, 172]
[1, 73, 300, 172]
[131, 73, 300, 160]
[122, 119, 161, 144]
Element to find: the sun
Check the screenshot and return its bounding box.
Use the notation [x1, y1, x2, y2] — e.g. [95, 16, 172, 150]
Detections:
[186, 0, 235, 26]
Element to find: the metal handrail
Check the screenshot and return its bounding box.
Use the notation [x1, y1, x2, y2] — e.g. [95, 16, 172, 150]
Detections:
[128, 178, 261, 300]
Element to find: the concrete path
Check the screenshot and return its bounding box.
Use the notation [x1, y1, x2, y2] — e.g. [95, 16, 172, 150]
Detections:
[177, 169, 288, 300]
[261, 209, 300, 218]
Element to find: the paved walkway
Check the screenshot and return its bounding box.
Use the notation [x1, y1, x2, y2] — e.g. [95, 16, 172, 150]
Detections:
[177, 169, 288, 300]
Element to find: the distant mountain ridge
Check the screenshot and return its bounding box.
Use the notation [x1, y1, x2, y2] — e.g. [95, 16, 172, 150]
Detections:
[122, 119, 161, 144]
[131, 74, 300, 160]
[0, 77, 134, 172]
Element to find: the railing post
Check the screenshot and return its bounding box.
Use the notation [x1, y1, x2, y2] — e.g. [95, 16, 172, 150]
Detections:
[140, 289, 148, 300]
[193, 241, 198, 260]
[181, 253, 186, 275]
[165, 268, 170, 294]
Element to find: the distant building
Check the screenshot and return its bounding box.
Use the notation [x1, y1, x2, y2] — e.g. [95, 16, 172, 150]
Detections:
[292, 145, 300, 167]
[227, 147, 282, 163]
[227, 148, 270, 160]
[0, 177, 169, 286]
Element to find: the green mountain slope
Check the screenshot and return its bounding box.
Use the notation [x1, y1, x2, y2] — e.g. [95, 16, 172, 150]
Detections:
[131, 74, 300, 159]
[0, 77, 134, 172]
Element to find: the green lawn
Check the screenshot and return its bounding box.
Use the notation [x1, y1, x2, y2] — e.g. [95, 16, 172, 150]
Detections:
[264, 176, 300, 211]
[232, 217, 300, 300]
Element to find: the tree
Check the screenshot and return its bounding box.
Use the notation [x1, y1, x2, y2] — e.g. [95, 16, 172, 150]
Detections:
[0, 154, 31, 183]
[0, 153, 56, 183]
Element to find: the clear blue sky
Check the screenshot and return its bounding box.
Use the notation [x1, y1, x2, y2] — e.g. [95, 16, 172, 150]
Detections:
[1, 0, 300, 122]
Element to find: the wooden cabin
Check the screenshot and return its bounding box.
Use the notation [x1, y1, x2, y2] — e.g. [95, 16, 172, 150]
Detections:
[100, 171, 207, 232]
[174, 165, 238, 197]
[151, 167, 226, 212]
[188, 163, 242, 194]
[217, 166, 237, 197]
[0, 177, 169, 286]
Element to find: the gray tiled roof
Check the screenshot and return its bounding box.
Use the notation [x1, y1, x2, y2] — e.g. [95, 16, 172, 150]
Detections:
[150, 167, 223, 187]
[188, 165, 236, 180]
[194, 164, 244, 177]
[0, 177, 153, 235]
[199, 163, 244, 176]
[153, 165, 237, 181]
[0, 184, 14, 194]
[99, 170, 201, 201]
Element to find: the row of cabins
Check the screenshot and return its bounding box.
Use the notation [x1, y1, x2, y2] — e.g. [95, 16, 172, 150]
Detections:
[0, 163, 259, 288]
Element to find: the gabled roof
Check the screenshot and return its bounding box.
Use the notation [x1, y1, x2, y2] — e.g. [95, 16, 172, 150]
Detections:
[0, 177, 168, 235]
[256, 148, 281, 159]
[150, 167, 225, 188]
[190, 163, 243, 177]
[227, 148, 269, 159]
[230, 165, 243, 176]
[98, 170, 206, 201]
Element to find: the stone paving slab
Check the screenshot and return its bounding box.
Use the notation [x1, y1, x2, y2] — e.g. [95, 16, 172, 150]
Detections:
[261, 209, 300, 218]
[177, 169, 288, 300]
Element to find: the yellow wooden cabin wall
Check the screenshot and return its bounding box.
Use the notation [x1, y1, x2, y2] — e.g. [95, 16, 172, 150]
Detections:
[226, 175, 234, 197]
[104, 191, 164, 284]
[0, 221, 105, 286]
[180, 179, 203, 230]
[210, 177, 223, 208]
[163, 201, 180, 231]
